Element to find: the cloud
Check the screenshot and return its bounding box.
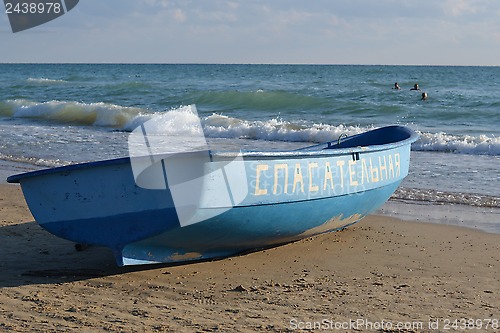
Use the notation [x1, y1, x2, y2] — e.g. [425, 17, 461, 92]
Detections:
[442, 0, 484, 17]
[143, 0, 169, 7]
[1, 0, 499, 65]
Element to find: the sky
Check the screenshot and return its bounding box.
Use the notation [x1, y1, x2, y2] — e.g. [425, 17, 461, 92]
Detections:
[1, 0, 500, 65]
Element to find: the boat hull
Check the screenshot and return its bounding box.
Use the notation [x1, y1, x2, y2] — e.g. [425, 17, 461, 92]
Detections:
[8, 125, 418, 266]
[120, 182, 400, 265]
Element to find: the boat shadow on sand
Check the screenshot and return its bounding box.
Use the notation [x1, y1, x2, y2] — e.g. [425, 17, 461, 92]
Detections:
[0, 220, 297, 288]
[0, 220, 210, 288]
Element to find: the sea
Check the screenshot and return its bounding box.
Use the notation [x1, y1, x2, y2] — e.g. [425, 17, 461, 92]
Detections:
[0, 64, 499, 233]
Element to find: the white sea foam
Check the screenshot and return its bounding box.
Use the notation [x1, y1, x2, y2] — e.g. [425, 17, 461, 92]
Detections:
[201, 114, 500, 156]
[27, 77, 67, 84]
[123, 105, 202, 136]
[393, 187, 500, 208]
[414, 131, 499, 156]
[202, 113, 369, 143]
[0, 153, 68, 168]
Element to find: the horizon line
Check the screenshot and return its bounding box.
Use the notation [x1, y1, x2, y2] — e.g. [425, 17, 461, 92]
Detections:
[1, 62, 499, 67]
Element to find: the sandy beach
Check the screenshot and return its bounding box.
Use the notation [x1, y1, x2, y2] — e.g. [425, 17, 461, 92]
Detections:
[0, 183, 498, 332]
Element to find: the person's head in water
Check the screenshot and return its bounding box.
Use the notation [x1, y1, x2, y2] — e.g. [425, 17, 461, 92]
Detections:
[393, 82, 401, 90]
[411, 83, 420, 90]
[421, 92, 428, 100]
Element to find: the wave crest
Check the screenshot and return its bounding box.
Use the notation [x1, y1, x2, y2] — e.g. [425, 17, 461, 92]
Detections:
[1, 99, 144, 128]
[414, 131, 499, 156]
[202, 113, 368, 143]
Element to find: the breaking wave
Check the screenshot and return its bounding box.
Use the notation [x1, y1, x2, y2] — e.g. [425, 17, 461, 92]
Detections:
[1, 99, 498, 156]
[201, 114, 500, 156]
[413, 131, 499, 156]
[0, 99, 144, 128]
[201, 113, 369, 143]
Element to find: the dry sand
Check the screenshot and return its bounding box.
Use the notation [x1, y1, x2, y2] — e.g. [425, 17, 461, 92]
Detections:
[0, 184, 498, 332]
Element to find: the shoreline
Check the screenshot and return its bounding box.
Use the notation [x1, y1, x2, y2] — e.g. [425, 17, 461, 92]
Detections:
[1, 183, 499, 332]
[0, 159, 44, 186]
[377, 200, 500, 235]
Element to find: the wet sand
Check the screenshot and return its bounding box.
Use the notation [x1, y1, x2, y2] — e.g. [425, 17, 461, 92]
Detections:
[0, 184, 498, 332]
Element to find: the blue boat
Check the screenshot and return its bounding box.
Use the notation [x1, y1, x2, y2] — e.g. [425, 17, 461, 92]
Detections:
[7, 125, 418, 266]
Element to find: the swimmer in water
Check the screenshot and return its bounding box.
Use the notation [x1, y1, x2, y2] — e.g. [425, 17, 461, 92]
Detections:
[393, 82, 401, 90]
[410, 83, 420, 91]
[421, 92, 428, 100]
